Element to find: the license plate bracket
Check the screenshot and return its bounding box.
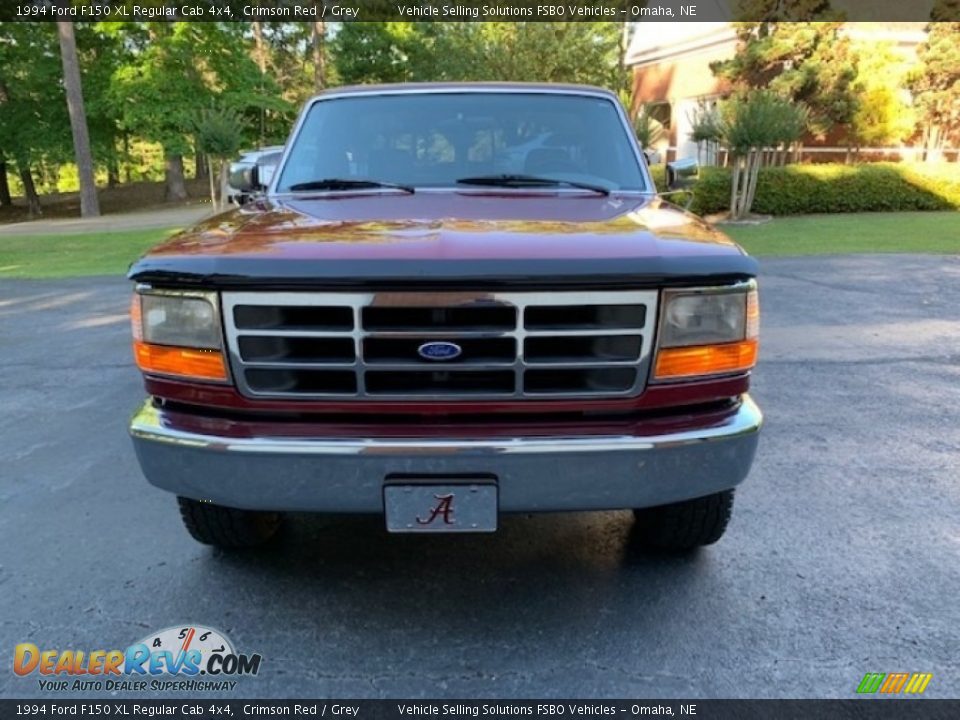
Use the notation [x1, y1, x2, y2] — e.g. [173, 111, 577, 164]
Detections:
[384, 481, 498, 533]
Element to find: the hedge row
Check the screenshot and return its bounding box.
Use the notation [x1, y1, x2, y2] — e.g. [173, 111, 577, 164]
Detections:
[649, 162, 960, 216]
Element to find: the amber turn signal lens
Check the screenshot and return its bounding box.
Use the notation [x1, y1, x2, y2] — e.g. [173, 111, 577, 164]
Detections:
[654, 339, 758, 380]
[133, 341, 227, 381]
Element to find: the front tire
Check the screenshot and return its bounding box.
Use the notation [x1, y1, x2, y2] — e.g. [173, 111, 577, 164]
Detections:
[177, 497, 281, 549]
[633, 490, 734, 551]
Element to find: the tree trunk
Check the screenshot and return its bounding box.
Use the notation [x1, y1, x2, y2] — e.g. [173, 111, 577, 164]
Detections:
[122, 133, 132, 184]
[738, 155, 750, 219]
[195, 151, 207, 180]
[253, 21, 268, 144]
[744, 150, 762, 215]
[312, 19, 326, 91]
[0, 88, 13, 208]
[45, 163, 60, 198]
[252, 22, 267, 73]
[57, 21, 100, 218]
[735, 155, 747, 218]
[219, 160, 230, 209]
[925, 125, 943, 163]
[106, 148, 119, 188]
[0, 160, 11, 206]
[207, 155, 218, 212]
[19, 165, 41, 217]
[729, 156, 741, 220]
[164, 154, 188, 201]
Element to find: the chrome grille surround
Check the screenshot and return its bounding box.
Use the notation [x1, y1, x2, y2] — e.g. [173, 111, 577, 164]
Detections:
[222, 290, 659, 401]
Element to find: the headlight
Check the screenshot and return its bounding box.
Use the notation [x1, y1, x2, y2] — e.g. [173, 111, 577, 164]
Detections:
[661, 292, 747, 347]
[653, 283, 759, 381]
[130, 290, 227, 382]
[140, 294, 221, 349]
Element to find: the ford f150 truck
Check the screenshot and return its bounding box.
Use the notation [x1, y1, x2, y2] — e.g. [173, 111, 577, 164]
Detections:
[128, 83, 762, 551]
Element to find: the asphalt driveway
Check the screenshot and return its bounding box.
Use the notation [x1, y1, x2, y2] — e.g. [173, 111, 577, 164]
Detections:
[1, 254, 958, 699]
[0, 206, 211, 236]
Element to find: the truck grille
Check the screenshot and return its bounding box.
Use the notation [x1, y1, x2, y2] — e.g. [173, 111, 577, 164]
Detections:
[221, 290, 658, 401]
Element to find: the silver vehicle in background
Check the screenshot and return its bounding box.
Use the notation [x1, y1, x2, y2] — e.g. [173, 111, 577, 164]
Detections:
[223, 146, 284, 205]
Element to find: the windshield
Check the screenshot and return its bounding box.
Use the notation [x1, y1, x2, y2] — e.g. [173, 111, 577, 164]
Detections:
[275, 92, 647, 193]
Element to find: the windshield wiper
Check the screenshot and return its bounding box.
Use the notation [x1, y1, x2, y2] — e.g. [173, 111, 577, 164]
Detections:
[287, 178, 415, 194]
[455, 174, 610, 196]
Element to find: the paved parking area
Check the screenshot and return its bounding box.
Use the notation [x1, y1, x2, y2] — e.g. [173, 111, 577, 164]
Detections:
[1, 255, 958, 698]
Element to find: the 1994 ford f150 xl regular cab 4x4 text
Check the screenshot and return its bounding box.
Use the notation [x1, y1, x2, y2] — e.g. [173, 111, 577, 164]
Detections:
[127, 83, 762, 551]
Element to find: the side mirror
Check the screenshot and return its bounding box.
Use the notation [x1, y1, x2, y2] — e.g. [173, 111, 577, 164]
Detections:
[258, 163, 276, 189]
[228, 161, 261, 194]
[666, 158, 699, 190]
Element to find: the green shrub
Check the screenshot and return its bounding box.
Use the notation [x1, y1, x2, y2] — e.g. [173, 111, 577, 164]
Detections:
[687, 167, 731, 215]
[675, 162, 960, 216]
[649, 164, 666, 192]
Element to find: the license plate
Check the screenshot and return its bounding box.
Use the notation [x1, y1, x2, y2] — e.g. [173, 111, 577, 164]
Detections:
[384, 482, 498, 533]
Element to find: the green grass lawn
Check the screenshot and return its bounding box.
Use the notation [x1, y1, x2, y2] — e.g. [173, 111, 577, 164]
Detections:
[723, 211, 960, 256]
[0, 211, 957, 279]
[0, 228, 179, 279]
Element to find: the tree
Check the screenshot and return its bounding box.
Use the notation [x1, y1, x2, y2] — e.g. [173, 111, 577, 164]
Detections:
[733, 0, 837, 21]
[312, 20, 327, 91]
[459, 23, 622, 87]
[718, 91, 808, 219]
[73, 24, 129, 188]
[0, 23, 68, 216]
[57, 21, 99, 218]
[711, 20, 858, 139]
[106, 23, 201, 200]
[106, 22, 288, 201]
[330, 23, 414, 85]
[193, 106, 245, 212]
[0, 157, 11, 207]
[252, 22, 316, 114]
[242, 22, 311, 144]
[331, 23, 622, 88]
[909, 21, 960, 159]
[931, 0, 960, 20]
[848, 43, 916, 154]
[0, 80, 11, 207]
[632, 104, 666, 151]
[688, 102, 723, 166]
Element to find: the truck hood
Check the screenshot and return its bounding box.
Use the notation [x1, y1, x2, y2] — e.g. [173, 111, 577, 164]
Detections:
[128, 192, 757, 288]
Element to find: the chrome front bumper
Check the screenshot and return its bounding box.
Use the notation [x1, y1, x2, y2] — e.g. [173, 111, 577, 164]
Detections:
[129, 396, 762, 513]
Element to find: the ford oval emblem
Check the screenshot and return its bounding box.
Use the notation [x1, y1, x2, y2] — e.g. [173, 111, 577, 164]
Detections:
[418, 341, 463, 362]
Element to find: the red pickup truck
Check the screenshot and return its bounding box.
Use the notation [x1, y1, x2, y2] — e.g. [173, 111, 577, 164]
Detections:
[128, 83, 761, 551]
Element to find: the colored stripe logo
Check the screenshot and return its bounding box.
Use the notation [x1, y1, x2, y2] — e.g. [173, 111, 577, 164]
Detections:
[857, 673, 932, 694]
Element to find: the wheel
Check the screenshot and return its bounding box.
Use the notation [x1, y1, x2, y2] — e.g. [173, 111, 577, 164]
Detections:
[632, 490, 734, 551]
[177, 497, 281, 549]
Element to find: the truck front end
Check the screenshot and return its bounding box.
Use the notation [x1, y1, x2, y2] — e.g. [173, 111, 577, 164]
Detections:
[128, 84, 762, 551]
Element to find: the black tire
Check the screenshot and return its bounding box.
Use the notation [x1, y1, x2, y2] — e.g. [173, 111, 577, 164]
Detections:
[177, 497, 281, 549]
[633, 490, 734, 551]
